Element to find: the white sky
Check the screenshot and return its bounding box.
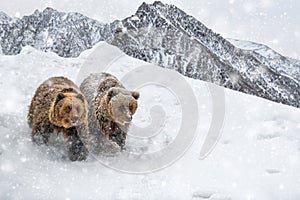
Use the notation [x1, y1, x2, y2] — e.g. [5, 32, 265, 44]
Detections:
[1, 0, 299, 59]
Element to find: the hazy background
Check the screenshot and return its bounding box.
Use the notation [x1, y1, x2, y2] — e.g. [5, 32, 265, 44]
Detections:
[1, 0, 299, 59]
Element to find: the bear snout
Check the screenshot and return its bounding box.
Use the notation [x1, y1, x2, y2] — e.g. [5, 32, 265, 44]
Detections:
[73, 116, 79, 122]
[122, 114, 132, 124]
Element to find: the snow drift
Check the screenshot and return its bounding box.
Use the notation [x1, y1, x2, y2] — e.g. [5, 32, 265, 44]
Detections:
[0, 42, 300, 199]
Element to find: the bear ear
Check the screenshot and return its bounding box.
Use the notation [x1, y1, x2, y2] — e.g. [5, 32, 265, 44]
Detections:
[131, 91, 140, 100]
[55, 93, 65, 104]
[76, 93, 85, 103]
[107, 88, 118, 99]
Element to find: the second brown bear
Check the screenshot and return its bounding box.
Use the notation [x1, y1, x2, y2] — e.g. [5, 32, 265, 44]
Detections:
[80, 73, 139, 155]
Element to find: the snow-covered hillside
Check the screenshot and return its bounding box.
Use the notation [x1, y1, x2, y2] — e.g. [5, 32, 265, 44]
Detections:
[0, 42, 300, 199]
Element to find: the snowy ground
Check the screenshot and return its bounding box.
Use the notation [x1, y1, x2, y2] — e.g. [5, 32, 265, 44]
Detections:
[0, 42, 300, 200]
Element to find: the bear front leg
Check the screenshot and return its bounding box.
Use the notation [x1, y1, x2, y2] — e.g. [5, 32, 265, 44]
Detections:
[107, 123, 127, 149]
[31, 123, 52, 145]
[64, 127, 88, 161]
[76, 124, 90, 151]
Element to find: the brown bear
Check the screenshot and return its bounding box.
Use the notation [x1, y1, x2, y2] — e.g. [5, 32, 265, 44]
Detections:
[28, 76, 89, 161]
[80, 73, 139, 155]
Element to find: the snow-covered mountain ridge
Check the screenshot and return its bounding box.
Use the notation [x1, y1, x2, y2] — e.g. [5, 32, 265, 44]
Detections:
[0, 1, 299, 108]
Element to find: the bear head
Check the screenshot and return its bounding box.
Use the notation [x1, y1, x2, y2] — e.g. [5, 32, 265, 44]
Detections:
[106, 87, 139, 125]
[50, 90, 87, 128]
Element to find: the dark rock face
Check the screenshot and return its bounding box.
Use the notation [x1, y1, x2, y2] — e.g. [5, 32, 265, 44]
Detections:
[0, 1, 299, 108]
[0, 8, 111, 57]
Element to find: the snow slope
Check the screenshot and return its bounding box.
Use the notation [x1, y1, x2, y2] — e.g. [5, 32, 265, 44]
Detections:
[0, 42, 300, 200]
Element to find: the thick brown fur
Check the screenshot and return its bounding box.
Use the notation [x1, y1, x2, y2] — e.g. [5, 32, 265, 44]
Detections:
[80, 73, 139, 155]
[28, 76, 89, 161]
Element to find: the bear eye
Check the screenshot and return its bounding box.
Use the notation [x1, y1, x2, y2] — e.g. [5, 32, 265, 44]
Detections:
[76, 106, 81, 113]
[65, 106, 72, 113]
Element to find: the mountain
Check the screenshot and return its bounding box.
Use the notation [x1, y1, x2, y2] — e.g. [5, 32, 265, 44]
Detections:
[0, 8, 110, 57]
[0, 1, 299, 108]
